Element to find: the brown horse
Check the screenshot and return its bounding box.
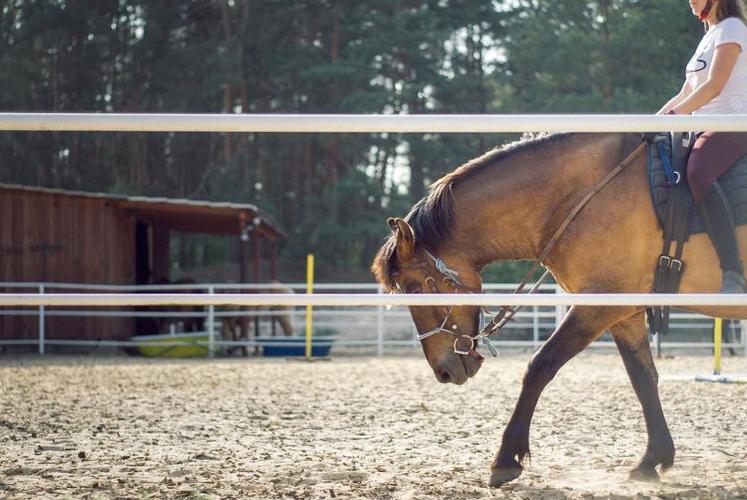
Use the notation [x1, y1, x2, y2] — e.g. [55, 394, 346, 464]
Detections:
[138, 277, 205, 334]
[221, 282, 294, 355]
[372, 132, 747, 487]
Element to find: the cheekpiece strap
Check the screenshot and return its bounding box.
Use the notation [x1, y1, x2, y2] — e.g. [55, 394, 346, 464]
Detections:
[423, 249, 462, 285]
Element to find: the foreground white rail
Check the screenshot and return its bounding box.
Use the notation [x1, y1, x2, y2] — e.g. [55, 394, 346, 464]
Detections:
[2, 113, 747, 133]
[2, 293, 747, 307]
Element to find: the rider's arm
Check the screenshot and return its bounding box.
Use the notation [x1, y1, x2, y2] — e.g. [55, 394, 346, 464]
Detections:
[657, 80, 693, 115]
[671, 42, 741, 114]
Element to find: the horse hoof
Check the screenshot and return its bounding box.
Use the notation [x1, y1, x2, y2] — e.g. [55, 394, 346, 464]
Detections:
[488, 466, 523, 487]
[629, 467, 660, 483]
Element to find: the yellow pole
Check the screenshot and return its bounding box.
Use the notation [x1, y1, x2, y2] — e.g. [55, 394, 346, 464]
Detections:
[305, 254, 314, 359]
[714, 318, 722, 376]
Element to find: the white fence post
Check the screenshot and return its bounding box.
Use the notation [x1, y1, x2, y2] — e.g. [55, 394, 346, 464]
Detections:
[38, 284, 45, 355]
[532, 305, 539, 348]
[207, 285, 215, 357]
[656, 330, 662, 358]
[554, 285, 565, 330]
[377, 284, 384, 357]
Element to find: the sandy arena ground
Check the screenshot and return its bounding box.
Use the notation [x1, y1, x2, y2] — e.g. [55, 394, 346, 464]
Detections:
[1, 352, 747, 499]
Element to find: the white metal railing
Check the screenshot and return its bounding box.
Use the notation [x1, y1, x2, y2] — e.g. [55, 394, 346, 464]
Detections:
[0, 282, 743, 357]
[1, 113, 747, 133]
[3, 292, 747, 307]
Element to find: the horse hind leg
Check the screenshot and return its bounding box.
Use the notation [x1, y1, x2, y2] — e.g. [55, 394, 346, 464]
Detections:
[610, 311, 675, 482]
[223, 317, 240, 356]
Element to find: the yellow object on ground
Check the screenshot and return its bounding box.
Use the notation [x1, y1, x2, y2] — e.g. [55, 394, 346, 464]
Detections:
[695, 318, 747, 383]
[132, 332, 209, 358]
[713, 317, 722, 376]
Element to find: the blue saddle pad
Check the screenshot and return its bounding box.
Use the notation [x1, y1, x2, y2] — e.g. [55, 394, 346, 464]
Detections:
[648, 135, 747, 234]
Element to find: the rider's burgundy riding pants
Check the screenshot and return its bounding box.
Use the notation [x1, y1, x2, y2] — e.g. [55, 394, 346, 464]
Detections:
[687, 131, 747, 203]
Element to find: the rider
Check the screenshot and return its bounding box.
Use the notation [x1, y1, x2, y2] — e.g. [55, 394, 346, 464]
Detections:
[658, 0, 747, 293]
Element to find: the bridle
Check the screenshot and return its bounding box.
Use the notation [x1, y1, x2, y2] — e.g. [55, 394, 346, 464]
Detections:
[395, 249, 499, 358]
[393, 140, 647, 358]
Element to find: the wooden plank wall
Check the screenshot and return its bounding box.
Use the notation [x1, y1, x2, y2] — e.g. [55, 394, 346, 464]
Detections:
[0, 189, 135, 341]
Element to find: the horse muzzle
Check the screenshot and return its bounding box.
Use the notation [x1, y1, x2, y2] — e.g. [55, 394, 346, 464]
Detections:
[434, 352, 482, 385]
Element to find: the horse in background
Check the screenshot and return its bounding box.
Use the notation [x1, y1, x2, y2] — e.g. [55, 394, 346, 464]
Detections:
[221, 281, 294, 356]
[138, 277, 205, 334]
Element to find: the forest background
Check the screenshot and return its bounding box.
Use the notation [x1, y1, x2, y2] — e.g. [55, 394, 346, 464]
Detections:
[0, 0, 700, 282]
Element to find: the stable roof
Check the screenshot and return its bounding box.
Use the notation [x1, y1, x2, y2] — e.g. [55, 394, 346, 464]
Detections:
[0, 183, 285, 240]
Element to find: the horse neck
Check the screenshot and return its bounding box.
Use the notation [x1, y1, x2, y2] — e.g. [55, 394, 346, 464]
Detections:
[441, 133, 629, 270]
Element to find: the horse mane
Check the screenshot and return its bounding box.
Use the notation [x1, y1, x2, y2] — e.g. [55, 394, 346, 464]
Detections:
[372, 133, 573, 291]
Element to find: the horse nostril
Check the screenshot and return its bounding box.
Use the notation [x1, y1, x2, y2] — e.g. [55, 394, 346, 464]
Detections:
[437, 368, 451, 382]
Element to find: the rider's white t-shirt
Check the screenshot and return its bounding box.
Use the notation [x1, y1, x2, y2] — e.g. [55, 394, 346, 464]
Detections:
[685, 17, 747, 114]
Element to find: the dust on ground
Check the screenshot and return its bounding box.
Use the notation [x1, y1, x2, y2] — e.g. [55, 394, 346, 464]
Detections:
[1, 352, 746, 499]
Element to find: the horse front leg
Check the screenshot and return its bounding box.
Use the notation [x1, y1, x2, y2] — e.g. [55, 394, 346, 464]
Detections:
[610, 311, 674, 481]
[240, 314, 250, 357]
[276, 306, 293, 336]
[490, 306, 628, 487]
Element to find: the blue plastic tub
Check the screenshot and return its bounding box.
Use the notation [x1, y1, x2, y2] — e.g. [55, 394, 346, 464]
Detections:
[257, 336, 335, 357]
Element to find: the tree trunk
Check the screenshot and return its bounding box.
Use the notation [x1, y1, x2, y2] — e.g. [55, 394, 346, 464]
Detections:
[327, 0, 342, 220]
[220, 0, 234, 164]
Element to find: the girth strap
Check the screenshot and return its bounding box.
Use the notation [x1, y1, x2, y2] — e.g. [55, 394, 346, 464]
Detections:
[646, 134, 693, 336]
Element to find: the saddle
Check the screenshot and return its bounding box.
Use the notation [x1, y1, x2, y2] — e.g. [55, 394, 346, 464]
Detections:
[648, 134, 747, 234]
[646, 133, 747, 335]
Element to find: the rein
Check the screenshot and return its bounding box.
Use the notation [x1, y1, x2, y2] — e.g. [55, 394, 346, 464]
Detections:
[481, 140, 647, 338]
[400, 139, 647, 358]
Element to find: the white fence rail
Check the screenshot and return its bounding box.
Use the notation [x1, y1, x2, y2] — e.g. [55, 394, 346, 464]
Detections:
[4, 293, 747, 307]
[0, 282, 744, 357]
[2, 113, 747, 133]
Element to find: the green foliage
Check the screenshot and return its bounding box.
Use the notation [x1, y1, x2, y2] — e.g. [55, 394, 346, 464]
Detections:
[499, 0, 698, 112]
[0, 0, 704, 283]
[481, 260, 554, 285]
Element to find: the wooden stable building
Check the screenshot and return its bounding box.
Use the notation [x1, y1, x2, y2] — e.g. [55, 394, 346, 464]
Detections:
[0, 183, 285, 344]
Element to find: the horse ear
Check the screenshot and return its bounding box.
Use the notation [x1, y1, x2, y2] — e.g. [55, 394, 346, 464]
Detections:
[388, 217, 415, 260]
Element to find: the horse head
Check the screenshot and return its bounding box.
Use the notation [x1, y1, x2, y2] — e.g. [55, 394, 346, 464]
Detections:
[372, 217, 484, 385]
